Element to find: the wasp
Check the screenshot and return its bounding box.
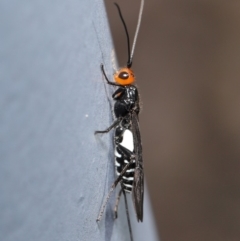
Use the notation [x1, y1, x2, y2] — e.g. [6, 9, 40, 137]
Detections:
[96, 0, 144, 240]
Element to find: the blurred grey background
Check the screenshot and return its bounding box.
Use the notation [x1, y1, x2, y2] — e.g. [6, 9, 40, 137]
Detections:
[0, 0, 159, 240]
[104, 0, 240, 241]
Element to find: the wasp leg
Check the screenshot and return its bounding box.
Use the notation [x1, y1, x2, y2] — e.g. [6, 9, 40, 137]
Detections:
[114, 188, 123, 219]
[96, 159, 134, 222]
[121, 181, 133, 241]
[101, 64, 122, 87]
[95, 118, 122, 134]
[116, 144, 136, 161]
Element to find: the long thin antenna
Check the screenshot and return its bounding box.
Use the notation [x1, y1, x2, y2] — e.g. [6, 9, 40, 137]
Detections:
[114, 3, 131, 68]
[129, 0, 144, 67]
[114, 0, 144, 68]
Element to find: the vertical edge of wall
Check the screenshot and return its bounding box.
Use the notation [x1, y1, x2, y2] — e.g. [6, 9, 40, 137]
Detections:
[0, 0, 159, 240]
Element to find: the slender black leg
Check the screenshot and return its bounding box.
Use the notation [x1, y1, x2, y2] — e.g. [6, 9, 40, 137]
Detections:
[95, 118, 122, 134]
[114, 188, 123, 219]
[101, 64, 121, 87]
[121, 182, 133, 241]
[117, 144, 136, 161]
[96, 159, 133, 222]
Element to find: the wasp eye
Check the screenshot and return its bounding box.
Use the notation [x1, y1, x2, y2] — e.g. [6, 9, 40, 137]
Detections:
[119, 71, 129, 80]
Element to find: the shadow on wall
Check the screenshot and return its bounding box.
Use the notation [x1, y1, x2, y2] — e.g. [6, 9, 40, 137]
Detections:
[104, 1, 240, 241]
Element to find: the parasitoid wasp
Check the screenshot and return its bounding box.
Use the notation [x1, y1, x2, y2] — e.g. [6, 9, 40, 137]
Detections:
[95, 0, 144, 240]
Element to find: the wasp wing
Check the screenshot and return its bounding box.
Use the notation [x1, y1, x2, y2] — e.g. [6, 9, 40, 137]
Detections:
[131, 111, 144, 222]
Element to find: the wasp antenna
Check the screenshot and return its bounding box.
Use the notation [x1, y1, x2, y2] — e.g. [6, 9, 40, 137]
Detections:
[114, 2, 131, 68]
[129, 0, 144, 67]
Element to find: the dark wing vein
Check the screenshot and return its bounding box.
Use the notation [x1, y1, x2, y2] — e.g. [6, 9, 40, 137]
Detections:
[131, 111, 144, 222]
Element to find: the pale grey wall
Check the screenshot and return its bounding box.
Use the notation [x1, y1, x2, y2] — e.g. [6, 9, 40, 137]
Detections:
[0, 1, 158, 241]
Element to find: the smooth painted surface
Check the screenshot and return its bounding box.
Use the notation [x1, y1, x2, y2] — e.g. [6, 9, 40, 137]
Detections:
[0, 0, 159, 241]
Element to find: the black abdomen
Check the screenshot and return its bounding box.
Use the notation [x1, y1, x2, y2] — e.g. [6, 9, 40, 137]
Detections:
[114, 127, 135, 193]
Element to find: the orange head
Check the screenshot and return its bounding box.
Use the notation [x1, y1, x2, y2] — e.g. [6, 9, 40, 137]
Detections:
[114, 67, 135, 85]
